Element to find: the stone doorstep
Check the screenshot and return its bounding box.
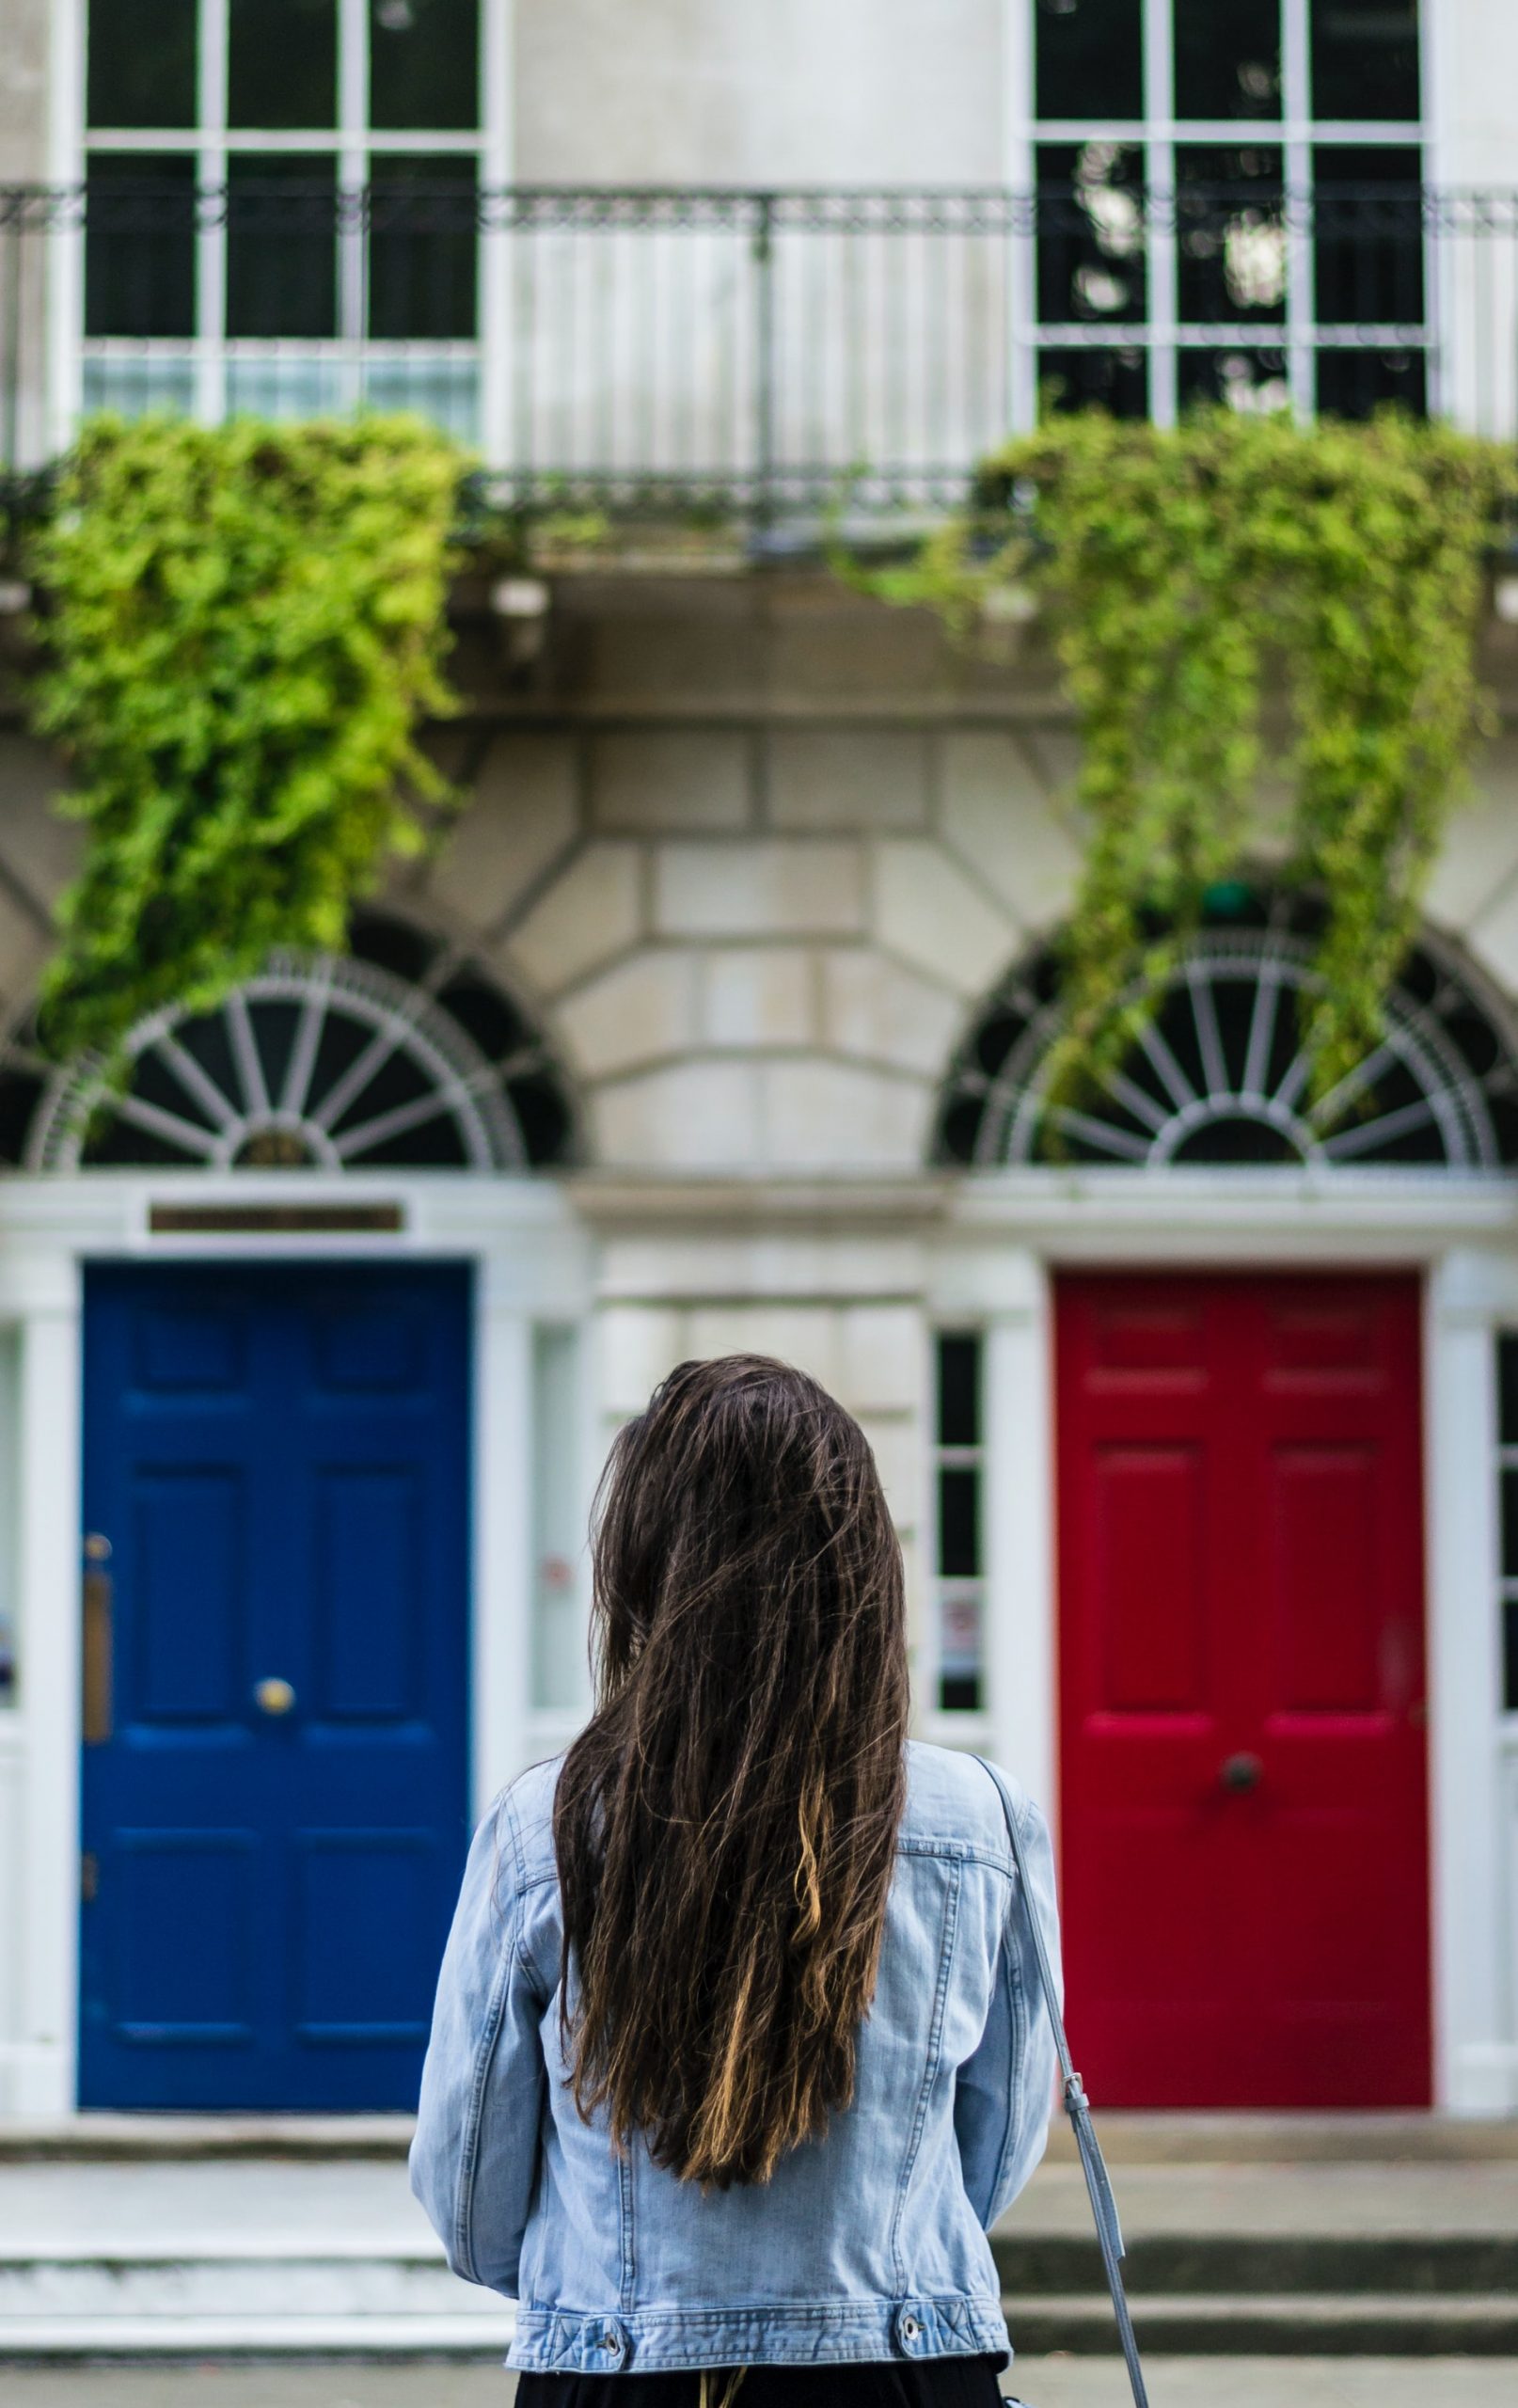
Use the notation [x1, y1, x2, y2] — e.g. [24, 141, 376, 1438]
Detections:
[993, 2231, 1518, 2294]
[0, 2116, 416, 2162]
[5, 2110, 1517, 2164]
[1046, 2114, 1518, 2164]
[0, 2315, 516, 2359]
[1010, 2295, 1518, 2357]
[0, 2238, 448, 2261]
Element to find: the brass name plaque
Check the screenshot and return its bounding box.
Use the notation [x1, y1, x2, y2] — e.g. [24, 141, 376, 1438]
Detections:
[149, 1202, 405, 1236]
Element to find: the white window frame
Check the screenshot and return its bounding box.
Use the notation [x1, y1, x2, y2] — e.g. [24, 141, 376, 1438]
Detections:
[52, 0, 514, 458]
[1004, 0, 1431, 427]
[925, 1326, 994, 1744]
[1494, 1328, 1518, 1735]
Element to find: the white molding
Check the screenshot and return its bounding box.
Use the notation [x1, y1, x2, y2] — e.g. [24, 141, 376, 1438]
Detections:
[473, 1298, 532, 1811]
[1423, 1259, 1504, 2112]
[999, 0, 1035, 432]
[46, 0, 87, 455]
[479, 0, 514, 468]
[983, 1290, 1055, 1826]
[7, 1291, 82, 2115]
[947, 1170, 1518, 1257]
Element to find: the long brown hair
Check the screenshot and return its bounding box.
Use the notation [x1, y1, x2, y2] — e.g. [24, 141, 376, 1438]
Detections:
[553, 1354, 909, 2189]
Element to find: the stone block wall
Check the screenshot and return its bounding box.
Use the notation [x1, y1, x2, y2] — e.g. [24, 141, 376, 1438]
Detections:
[465, 724, 1080, 1172]
[592, 1241, 931, 1664]
[391, 575, 1092, 1176]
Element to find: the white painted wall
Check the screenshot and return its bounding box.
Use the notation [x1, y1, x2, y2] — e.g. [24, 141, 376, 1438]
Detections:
[1429, 0, 1518, 184]
[514, 0, 1007, 186]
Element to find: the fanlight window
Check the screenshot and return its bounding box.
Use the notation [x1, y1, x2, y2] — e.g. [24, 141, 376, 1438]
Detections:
[1, 913, 574, 1174]
[938, 895, 1518, 1173]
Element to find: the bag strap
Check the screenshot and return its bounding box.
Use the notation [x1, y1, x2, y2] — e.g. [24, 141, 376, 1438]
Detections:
[972, 1758, 1149, 2408]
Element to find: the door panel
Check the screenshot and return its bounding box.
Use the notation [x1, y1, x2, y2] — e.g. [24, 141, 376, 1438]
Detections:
[1056, 1272, 1430, 2108]
[80, 1261, 471, 2110]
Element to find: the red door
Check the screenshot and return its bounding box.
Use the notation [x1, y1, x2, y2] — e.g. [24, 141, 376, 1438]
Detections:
[1055, 1272, 1430, 2108]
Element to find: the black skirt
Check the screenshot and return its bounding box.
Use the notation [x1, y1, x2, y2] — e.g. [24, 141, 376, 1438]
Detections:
[514, 2355, 1011, 2407]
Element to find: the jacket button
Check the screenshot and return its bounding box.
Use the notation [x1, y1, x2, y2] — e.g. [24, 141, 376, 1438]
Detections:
[601, 2334, 621, 2353]
[901, 2315, 921, 2341]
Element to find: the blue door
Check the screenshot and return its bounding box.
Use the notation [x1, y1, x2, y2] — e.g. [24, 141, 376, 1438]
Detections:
[79, 1262, 471, 2110]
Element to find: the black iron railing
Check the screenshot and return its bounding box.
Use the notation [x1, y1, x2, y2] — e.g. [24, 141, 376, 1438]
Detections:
[2, 182, 1516, 513]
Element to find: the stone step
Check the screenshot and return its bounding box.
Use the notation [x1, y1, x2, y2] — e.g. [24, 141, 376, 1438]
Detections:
[993, 2229, 1518, 2296]
[0, 2314, 514, 2359]
[1006, 2293, 1518, 2357]
[0, 2246, 501, 2321]
[2, 2249, 1515, 2361]
[0, 2116, 415, 2162]
[0, 2242, 515, 2356]
[7, 2295, 1518, 2361]
[6, 2113, 1516, 2164]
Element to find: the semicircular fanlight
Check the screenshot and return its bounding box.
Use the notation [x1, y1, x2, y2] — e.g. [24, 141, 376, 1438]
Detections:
[6, 911, 576, 1174]
[937, 892, 1518, 1173]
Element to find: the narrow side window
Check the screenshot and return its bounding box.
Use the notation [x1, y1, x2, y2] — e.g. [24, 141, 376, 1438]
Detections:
[934, 1332, 984, 1715]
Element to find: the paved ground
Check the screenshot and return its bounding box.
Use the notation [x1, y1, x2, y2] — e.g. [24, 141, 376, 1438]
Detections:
[0, 2363, 1505, 2406]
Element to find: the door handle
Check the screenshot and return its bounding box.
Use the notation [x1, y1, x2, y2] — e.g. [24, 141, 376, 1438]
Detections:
[253, 1676, 297, 1718]
[1219, 1751, 1263, 1794]
[82, 1541, 114, 1746]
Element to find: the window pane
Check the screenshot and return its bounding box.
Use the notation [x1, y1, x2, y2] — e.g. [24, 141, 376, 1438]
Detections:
[85, 155, 197, 338]
[370, 0, 479, 131]
[939, 1593, 982, 1716]
[1506, 1594, 1518, 1716]
[1037, 344, 1149, 418]
[229, 0, 338, 129]
[87, 0, 197, 128]
[1178, 346, 1290, 413]
[1174, 0, 1280, 120]
[1036, 143, 1146, 326]
[1501, 1468, 1518, 1583]
[1036, 0, 1143, 120]
[1314, 347, 1426, 420]
[1177, 146, 1286, 325]
[1499, 1338, 1518, 1448]
[1312, 146, 1423, 329]
[937, 1334, 980, 1448]
[369, 156, 477, 339]
[938, 1467, 980, 1579]
[1311, 0, 1420, 122]
[225, 156, 338, 337]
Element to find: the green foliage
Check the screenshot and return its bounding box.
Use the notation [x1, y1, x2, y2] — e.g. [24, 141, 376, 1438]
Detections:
[25, 414, 464, 1062]
[848, 412, 1514, 1110]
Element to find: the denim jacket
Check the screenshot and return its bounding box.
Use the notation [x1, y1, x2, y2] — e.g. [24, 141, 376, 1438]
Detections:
[410, 1741, 1060, 2376]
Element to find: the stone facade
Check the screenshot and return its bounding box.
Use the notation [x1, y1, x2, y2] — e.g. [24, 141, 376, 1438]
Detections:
[6, 569, 1517, 1767]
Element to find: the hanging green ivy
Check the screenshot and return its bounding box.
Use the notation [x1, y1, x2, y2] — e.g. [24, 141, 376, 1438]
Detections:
[24, 414, 466, 1064]
[848, 411, 1514, 1111]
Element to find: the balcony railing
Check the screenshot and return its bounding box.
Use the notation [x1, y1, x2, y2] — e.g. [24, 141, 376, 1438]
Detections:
[2, 182, 1516, 515]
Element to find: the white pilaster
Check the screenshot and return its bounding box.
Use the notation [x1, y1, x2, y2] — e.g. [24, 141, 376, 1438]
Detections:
[8, 1287, 82, 2115]
[473, 1284, 534, 1813]
[983, 1272, 1056, 1828]
[1427, 1249, 1518, 2110]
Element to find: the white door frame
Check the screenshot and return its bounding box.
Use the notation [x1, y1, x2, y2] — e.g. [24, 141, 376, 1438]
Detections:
[936, 1169, 1518, 2115]
[0, 1170, 590, 2119]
